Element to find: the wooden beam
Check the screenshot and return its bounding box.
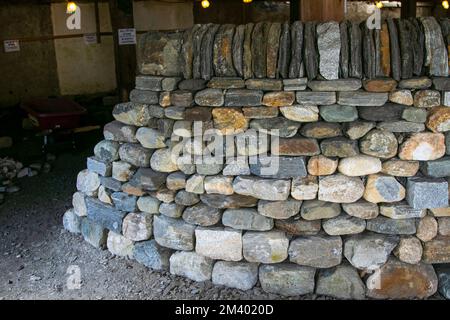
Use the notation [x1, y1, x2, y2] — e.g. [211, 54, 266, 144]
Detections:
[108, 0, 136, 102]
[300, 0, 345, 22]
[401, 0, 417, 18]
[94, 0, 101, 44]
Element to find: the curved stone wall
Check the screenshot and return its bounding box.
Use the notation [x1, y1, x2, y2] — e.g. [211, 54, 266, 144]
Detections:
[64, 18, 450, 299]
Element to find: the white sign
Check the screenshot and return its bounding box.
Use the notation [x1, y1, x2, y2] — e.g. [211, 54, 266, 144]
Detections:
[84, 33, 98, 45]
[118, 28, 136, 45]
[4, 40, 20, 53]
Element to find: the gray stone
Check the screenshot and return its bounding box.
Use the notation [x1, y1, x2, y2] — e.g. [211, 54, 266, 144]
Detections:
[304, 22, 318, 79]
[63, 209, 82, 234]
[201, 24, 220, 81]
[342, 200, 379, 219]
[194, 88, 224, 106]
[94, 140, 120, 162]
[119, 143, 152, 168]
[316, 263, 366, 300]
[159, 202, 184, 218]
[232, 24, 245, 78]
[133, 239, 172, 270]
[358, 103, 404, 122]
[87, 157, 111, 177]
[199, 194, 258, 209]
[420, 156, 450, 178]
[320, 137, 359, 158]
[402, 108, 428, 123]
[289, 21, 304, 78]
[296, 91, 336, 106]
[212, 262, 258, 291]
[137, 196, 160, 214]
[338, 91, 388, 106]
[111, 192, 137, 212]
[407, 177, 449, 209]
[170, 90, 193, 107]
[195, 227, 243, 261]
[207, 77, 245, 89]
[106, 231, 134, 258]
[258, 198, 302, 220]
[282, 78, 308, 91]
[223, 159, 250, 176]
[435, 265, 450, 299]
[164, 106, 185, 120]
[259, 264, 315, 296]
[86, 197, 126, 233]
[289, 235, 342, 268]
[243, 231, 289, 263]
[421, 17, 449, 77]
[233, 176, 290, 201]
[150, 148, 178, 173]
[250, 156, 307, 179]
[162, 77, 181, 91]
[320, 105, 358, 122]
[387, 18, 401, 81]
[359, 129, 398, 159]
[252, 22, 269, 78]
[344, 233, 399, 270]
[136, 127, 166, 149]
[129, 168, 167, 192]
[192, 24, 209, 79]
[129, 90, 158, 106]
[366, 216, 417, 235]
[322, 214, 366, 236]
[377, 121, 425, 133]
[148, 105, 165, 118]
[349, 22, 363, 79]
[153, 215, 195, 251]
[242, 107, 279, 119]
[182, 203, 221, 226]
[249, 117, 300, 138]
[277, 22, 290, 79]
[175, 190, 200, 206]
[178, 79, 206, 91]
[222, 208, 273, 231]
[317, 22, 340, 80]
[344, 121, 375, 140]
[398, 77, 432, 89]
[433, 77, 450, 91]
[103, 121, 137, 143]
[301, 200, 340, 221]
[308, 79, 361, 92]
[135, 75, 163, 91]
[224, 89, 263, 106]
[170, 251, 214, 282]
[81, 218, 107, 249]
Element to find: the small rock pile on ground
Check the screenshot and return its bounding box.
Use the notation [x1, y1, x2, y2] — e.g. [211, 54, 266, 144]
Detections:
[64, 18, 450, 299]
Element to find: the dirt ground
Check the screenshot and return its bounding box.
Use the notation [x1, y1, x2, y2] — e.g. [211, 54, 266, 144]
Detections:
[0, 146, 317, 300]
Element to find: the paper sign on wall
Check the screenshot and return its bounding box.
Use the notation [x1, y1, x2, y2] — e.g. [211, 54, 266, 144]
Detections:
[84, 33, 98, 45]
[118, 28, 136, 45]
[4, 40, 20, 53]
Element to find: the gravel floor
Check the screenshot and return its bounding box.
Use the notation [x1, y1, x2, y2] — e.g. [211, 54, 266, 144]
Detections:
[0, 148, 320, 300]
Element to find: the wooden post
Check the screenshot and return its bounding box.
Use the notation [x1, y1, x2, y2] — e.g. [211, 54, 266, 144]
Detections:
[401, 0, 417, 18]
[300, 0, 345, 22]
[94, 0, 101, 44]
[290, 0, 300, 23]
[108, 0, 136, 102]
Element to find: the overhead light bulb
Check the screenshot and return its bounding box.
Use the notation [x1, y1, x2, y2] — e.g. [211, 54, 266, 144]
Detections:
[443, 0, 449, 9]
[375, 1, 383, 9]
[201, 0, 210, 9]
[66, 1, 77, 14]
[243, 0, 253, 3]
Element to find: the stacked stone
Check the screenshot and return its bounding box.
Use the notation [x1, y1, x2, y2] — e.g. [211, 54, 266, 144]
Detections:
[64, 18, 450, 299]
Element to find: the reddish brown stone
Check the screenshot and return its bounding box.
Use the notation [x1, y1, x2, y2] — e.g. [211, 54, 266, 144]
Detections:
[307, 155, 338, 176]
[242, 107, 279, 119]
[380, 22, 391, 77]
[262, 91, 295, 107]
[426, 106, 450, 133]
[275, 218, 321, 236]
[273, 138, 320, 156]
[363, 79, 397, 92]
[185, 107, 212, 121]
[422, 236, 450, 263]
[212, 108, 248, 135]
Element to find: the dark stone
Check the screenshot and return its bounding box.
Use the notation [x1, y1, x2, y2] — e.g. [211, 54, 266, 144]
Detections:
[232, 24, 245, 78]
[243, 23, 254, 79]
[86, 197, 126, 234]
[267, 22, 282, 79]
[277, 22, 291, 79]
[133, 239, 172, 271]
[81, 218, 107, 249]
[397, 19, 413, 79]
[374, 29, 382, 77]
[337, 91, 388, 106]
[148, 105, 164, 118]
[224, 89, 263, 106]
[200, 194, 258, 209]
[307, 79, 361, 91]
[250, 156, 307, 179]
[304, 22, 318, 80]
[182, 25, 199, 79]
[340, 21, 349, 78]
[201, 24, 220, 80]
[245, 79, 283, 91]
[358, 103, 405, 122]
[252, 22, 269, 78]
[100, 177, 122, 192]
[250, 117, 300, 138]
[409, 18, 425, 76]
[289, 21, 304, 78]
[193, 24, 210, 79]
[138, 30, 183, 76]
[135, 76, 163, 91]
[366, 216, 416, 235]
[387, 18, 401, 81]
[170, 90, 194, 107]
[178, 79, 206, 91]
[421, 17, 448, 77]
[207, 77, 245, 89]
[182, 203, 222, 227]
[320, 137, 359, 158]
[213, 24, 237, 77]
[129, 168, 167, 191]
[185, 107, 212, 121]
[362, 24, 376, 79]
[111, 192, 137, 212]
[435, 265, 450, 299]
[349, 22, 362, 79]
[433, 77, 450, 91]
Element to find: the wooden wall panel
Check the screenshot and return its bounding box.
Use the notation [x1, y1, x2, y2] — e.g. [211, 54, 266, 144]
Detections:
[300, 0, 345, 22]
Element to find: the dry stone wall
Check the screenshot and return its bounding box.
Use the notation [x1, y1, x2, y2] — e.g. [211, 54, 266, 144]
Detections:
[64, 17, 450, 299]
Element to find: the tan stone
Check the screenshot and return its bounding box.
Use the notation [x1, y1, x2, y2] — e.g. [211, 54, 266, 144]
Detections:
[389, 90, 413, 105]
[426, 106, 450, 133]
[438, 217, 450, 236]
[123, 212, 153, 241]
[291, 176, 318, 200]
[342, 200, 379, 219]
[338, 155, 382, 176]
[380, 22, 391, 77]
[159, 92, 171, 107]
[398, 132, 445, 161]
[212, 108, 249, 135]
[422, 237, 450, 263]
[204, 176, 234, 195]
[98, 185, 113, 205]
[413, 90, 440, 108]
[363, 79, 397, 92]
[262, 91, 295, 107]
[381, 159, 419, 177]
[121, 183, 145, 196]
[416, 215, 438, 242]
[318, 174, 365, 203]
[307, 155, 338, 176]
[363, 174, 405, 204]
[393, 236, 423, 264]
[366, 258, 438, 299]
[430, 207, 450, 217]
